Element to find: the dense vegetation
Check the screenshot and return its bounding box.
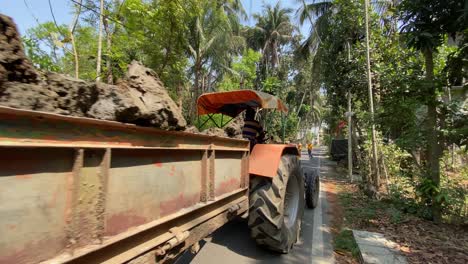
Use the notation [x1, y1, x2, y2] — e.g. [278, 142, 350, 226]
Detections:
[22, 0, 467, 223]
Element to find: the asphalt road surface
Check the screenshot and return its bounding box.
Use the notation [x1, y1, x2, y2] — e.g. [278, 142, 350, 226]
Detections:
[176, 146, 335, 264]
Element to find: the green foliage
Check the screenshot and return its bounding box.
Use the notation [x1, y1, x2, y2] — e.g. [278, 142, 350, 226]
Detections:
[23, 37, 60, 72]
[333, 229, 360, 258]
[218, 48, 261, 91]
[439, 167, 468, 224]
[20, 0, 321, 133]
[386, 155, 467, 222]
[339, 191, 384, 226]
[249, 2, 293, 72]
[387, 207, 404, 224]
[66, 26, 98, 80]
[232, 49, 261, 88]
[217, 75, 239, 91]
[25, 21, 69, 72]
[262, 76, 282, 95]
[303, 0, 466, 224]
[399, 0, 464, 51]
[261, 110, 299, 143]
[305, 131, 314, 143]
[117, 0, 192, 88]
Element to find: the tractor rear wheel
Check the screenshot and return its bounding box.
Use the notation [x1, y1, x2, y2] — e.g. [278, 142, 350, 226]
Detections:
[305, 169, 320, 209]
[248, 154, 305, 253]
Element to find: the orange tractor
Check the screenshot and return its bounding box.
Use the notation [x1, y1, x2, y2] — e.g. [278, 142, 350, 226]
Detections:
[198, 90, 319, 251]
[0, 90, 318, 264]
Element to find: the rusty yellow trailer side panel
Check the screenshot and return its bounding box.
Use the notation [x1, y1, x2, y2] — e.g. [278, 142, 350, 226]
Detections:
[0, 107, 249, 264]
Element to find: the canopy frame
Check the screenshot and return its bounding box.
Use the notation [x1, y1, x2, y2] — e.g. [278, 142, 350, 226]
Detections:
[197, 113, 234, 130]
[197, 90, 287, 118]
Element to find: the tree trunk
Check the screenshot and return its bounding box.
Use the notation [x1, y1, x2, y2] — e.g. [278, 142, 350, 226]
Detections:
[191, 59, 202, 122]
[351, 118, 362, 168]
[316, 119, 322, 145]
[106, 28, 114, 84]
[69, 0, 82, 78]
[96, 0, 104, 81]
[104, 20, 114, 84]
[70, 34, 79, 78]
[423, 47, 442, 223]
[364, 0, 380, 190]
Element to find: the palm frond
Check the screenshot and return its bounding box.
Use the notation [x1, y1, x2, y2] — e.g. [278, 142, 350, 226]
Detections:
[188, 44, 197, 57]
[296, 0, 333, 24]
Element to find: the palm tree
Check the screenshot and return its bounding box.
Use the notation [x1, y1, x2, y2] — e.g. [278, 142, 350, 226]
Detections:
[296, 0, 400, 56]
[296, 0, 333, 56]
[251, 3, 294, 72]
[187, 1, 246, 120]
[220, 0, 247, 20]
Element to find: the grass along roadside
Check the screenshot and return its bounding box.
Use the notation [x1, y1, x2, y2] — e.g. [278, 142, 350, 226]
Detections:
[321, 178, 359, 264]
[333, 180, 468, 264]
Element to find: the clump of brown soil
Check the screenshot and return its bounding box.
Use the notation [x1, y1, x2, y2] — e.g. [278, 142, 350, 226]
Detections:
[88, 61, 187, 130]
[0, 14, 186, 131]
[224, 115, 244, 139]
[202, 127, 227, 137]
[0, 15, 39, 86]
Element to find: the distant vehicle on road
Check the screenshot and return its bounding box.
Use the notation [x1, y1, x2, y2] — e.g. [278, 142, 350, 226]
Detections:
[330, 139, 348, 161]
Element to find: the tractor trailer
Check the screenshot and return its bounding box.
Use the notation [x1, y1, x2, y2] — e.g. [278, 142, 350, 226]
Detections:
[0, 90, 319, 264]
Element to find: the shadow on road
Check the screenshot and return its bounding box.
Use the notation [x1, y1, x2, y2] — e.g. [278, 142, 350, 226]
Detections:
[178, 209, 317, 264]
[176, 147, 335, 264]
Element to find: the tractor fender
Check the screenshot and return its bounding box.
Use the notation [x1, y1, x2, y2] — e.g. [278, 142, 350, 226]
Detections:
[249, 144, 300, 178]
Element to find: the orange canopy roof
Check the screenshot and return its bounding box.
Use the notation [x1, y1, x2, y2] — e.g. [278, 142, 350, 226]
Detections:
[197, 90, 288, 117]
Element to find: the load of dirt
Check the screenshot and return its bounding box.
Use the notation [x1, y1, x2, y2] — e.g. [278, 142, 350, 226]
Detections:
[224, 115, 244, 139]
[0, 14, 186, 131]
[88, 61, 186, 130]
[0, 14, 39, 86]
[201, 127, 227, 137]
[195, 114, 245, 138]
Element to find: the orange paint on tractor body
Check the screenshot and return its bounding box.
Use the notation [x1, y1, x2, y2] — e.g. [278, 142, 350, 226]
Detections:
[248, 144, 299, 178]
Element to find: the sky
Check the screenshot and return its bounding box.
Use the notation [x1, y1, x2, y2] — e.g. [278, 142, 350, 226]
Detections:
[0, 0, 309, 35]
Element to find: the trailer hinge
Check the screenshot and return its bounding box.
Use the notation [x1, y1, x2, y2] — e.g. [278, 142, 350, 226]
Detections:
[227, 203, 241, 214]
[155, 227, 190, 256]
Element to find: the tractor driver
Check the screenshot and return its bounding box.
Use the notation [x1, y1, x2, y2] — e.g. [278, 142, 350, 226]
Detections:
[242, 107, 264, 147]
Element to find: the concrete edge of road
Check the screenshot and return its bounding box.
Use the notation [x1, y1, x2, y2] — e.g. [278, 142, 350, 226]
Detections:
[309, 146, 335, 264]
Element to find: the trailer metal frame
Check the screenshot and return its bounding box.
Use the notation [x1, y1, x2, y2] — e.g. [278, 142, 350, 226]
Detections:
[0, 106, 249, 264]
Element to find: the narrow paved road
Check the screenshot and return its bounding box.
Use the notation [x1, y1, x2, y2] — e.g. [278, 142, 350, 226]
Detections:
[176, 147, 335, 264]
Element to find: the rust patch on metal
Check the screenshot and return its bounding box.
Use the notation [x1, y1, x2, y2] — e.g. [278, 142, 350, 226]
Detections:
[160, 198, 249, 263]
[200, 150, 208, 202]
[47, 184, 61, 208]
[208, 149, 215, 200]
[97, 148, 111, 241]
[105, 211, 148, 236]
[170, 165, 176, 176]
[160, 193, 200, 217]
[64, 172, 74, 224]
[0, 237, 64, 264]
[240, 151, 249, 188]
[0, 107, 250, 151]
[67, 149, 84, 249]
[215, 178, 241, 196]
[67, 149, 107, 247]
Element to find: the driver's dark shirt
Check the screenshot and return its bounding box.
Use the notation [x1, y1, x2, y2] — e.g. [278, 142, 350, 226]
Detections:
[242, 120, 262, 140]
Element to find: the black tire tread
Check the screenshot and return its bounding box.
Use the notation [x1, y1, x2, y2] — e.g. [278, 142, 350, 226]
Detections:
[305, 169, 319, 209]
[248, 154, 304, 253]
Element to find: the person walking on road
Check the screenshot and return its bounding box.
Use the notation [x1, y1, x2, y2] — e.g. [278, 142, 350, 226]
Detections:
[307, 142, 313, 159]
